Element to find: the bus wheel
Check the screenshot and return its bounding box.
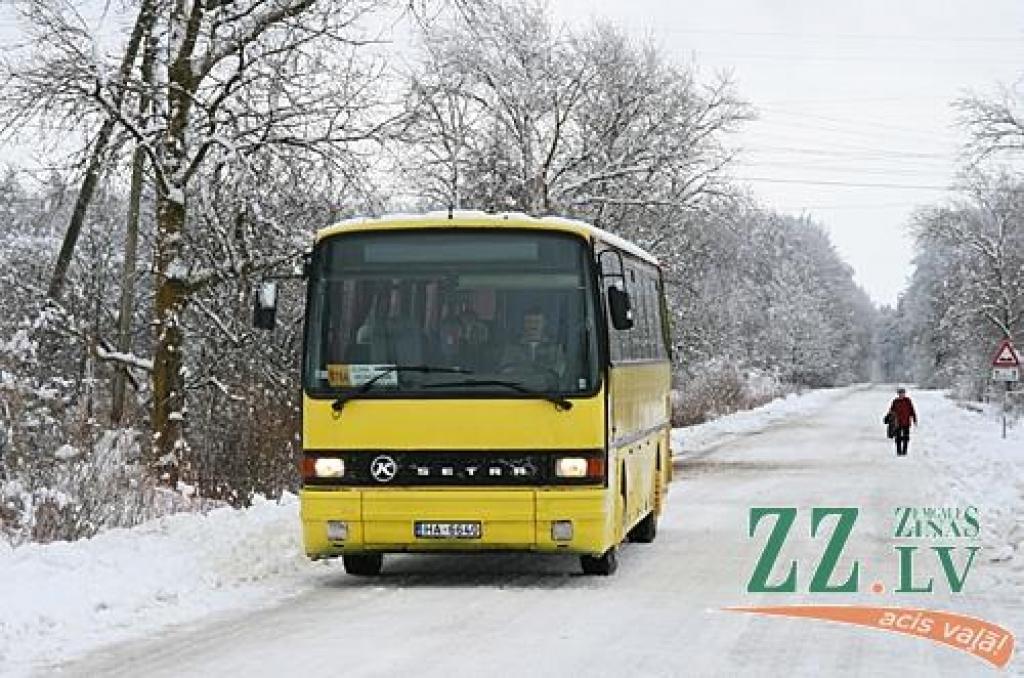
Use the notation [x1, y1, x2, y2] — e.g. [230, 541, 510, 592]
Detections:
[627, 510, 657, 543]
[580, 547, 618, 576]
[343, 553, 383, 576]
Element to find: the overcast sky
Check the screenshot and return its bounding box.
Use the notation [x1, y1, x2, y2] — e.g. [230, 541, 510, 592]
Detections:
[549, 0, 1024, 306]
[3, 1, 1023, 306]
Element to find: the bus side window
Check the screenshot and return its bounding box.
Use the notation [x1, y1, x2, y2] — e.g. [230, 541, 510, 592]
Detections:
[648, 276, 664, 361]
[608, 296, 625, 362]
[605, 252, 671, 364]
[646, 275, 659, 360]
[631, 266, 645, 360]
[639, 276, 650, 359]
[629, 264, 653, 361]
[608, 259, 644, 363]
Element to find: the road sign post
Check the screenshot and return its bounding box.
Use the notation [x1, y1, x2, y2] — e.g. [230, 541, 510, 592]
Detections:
[991, 340, 1021, 439]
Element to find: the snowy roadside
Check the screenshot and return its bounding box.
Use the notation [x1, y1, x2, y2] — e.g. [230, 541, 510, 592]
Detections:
[671, 384, 867, 457]
[0, 383, 906, 675]
[910, 389, 1024, 667]
[0, 494, 328, 676]
[912, 390, 1024, 567]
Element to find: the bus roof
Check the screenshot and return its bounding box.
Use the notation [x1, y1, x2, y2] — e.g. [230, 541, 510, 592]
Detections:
[315, 210, 659, 266]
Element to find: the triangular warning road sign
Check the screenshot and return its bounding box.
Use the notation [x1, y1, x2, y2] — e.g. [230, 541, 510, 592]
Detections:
[992, 340, 1020, 367]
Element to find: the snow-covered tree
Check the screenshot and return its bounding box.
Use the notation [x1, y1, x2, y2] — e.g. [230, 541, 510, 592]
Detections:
[898, 173, 1024, 397]
[0, 0, 884, 534]
[3, 0, 405, 483]
[401, 1, 751, 221]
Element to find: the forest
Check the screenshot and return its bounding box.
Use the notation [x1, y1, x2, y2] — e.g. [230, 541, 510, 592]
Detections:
[0, 0, 1018, 545]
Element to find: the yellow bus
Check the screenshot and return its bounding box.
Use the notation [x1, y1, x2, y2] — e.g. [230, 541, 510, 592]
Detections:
[268, 211, 672, 575]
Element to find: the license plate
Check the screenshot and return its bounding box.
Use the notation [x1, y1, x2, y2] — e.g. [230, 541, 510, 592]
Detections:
[414, 521, 482, 539]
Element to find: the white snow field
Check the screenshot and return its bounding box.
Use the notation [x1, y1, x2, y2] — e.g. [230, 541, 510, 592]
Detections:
[670, 384, 866, 457]
[2, 385, 1021, 677]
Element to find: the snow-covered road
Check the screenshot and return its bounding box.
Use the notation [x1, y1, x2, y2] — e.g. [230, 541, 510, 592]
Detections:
[43, 387, 1024, 676]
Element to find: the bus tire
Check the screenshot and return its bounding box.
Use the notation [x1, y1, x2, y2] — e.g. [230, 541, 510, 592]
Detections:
[627, 510, 657, 543]
[580, 547, 618, 576]
[343, 553, 383, 576]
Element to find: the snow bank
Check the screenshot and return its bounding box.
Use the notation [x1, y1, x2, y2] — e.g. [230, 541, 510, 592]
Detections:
[0, 386, 862, 674]
[671, 384, 865, 456]
[6, 384, 1003, 676]
[913, 390, 1024, 564]
[0, 494, 331, 675]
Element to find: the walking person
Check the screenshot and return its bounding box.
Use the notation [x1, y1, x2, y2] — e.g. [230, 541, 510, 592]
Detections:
[888, 387, 918, 456]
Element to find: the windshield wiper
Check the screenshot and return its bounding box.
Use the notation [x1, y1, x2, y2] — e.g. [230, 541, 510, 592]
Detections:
[331, 365, 472, 414]
[423, 379, 573, 411]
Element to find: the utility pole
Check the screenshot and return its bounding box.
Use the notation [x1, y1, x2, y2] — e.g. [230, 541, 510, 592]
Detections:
[112, 15, 156, 425]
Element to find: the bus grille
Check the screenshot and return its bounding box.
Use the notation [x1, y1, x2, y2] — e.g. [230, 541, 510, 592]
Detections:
[302, 450, 604, 487]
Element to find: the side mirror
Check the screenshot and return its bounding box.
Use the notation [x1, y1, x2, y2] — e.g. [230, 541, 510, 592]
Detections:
[253, 281, 278, 330]
[608, 285, 633, 330]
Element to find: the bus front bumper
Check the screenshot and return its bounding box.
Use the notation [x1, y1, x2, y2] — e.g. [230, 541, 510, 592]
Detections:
[300, 487, 612, 558]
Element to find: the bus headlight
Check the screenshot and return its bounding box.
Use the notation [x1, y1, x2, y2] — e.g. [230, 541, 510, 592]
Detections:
[327, 521, 348, 541]
[555, 457, 588, 478]
[555, 455, 605, 480]
[551, 520, 574, 541]
[314, 457, 345, 478]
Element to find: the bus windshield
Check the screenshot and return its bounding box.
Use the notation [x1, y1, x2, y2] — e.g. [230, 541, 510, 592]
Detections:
[304, 230, 600, 397]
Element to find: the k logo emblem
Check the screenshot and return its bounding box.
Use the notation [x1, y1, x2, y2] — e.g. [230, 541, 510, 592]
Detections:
[370, 455, 398, 483]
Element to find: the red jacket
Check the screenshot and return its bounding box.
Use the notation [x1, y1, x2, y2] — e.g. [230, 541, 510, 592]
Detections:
[889, 396, 917, 427]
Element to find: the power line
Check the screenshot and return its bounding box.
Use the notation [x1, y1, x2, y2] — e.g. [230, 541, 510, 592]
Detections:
[743, 154, 955, 166]
[696, 51, 1024, 66]
[663, 27, 1024, 45]
[748, 123, 959, 150]
[758, 95, 956, 105]
[798, 202, 936, 210]
[755, 106, 961, 140]
[752, 118, 958, 138]
[739, 144, 959, 166]
[733, 176, 950, 190]
[741, 147, 957, 164]
[740, 161, 955, 178]
[740, 141, 956, 160]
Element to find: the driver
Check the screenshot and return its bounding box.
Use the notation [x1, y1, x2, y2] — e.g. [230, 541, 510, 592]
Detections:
[500, 307, 566, 379]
